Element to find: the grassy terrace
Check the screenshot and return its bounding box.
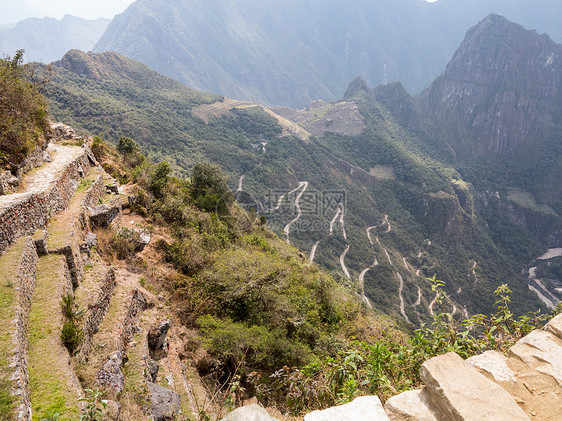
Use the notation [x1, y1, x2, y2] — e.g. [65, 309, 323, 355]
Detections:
[46, 168, 101, 252]
[28, 255, 81, 420]
[0, 237, 28, 419]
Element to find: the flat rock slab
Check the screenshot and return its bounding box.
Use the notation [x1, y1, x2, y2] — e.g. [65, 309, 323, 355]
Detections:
[420, 352, 529, 421]
[304, 396, 389, 421]
[509, 329, 562, 384]
[466, 350, 517, 385]
[221, 403, 279, 421]
[384, 389, 439, 421]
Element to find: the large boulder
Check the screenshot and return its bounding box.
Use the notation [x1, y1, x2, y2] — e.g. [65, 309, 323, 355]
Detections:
[147, 382, 181, 421]
[420, 352, 529, 421]
[96, 351, 124, 396]
[148, 320, 170, 360]
[304, 396, 389, 421]
[90, 203, 121, 228]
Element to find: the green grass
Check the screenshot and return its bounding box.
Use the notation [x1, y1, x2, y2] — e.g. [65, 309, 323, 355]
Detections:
[28, 255, 80, 420]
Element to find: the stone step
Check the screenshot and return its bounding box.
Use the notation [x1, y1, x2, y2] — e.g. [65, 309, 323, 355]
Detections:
[27, 254, 83, 420]
[420, 352, 529, 421]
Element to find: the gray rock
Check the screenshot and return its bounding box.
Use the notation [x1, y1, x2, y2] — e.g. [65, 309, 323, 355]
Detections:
[148, 320, 170, 360]
[90, 204, 120, 228]
[147, 382, 181, 421]
[304, 396, 389, 421]
[221, 403, 278, 421]
[384, 389, 439, 421]
[420, 352, 529, 421]
[106, 183, 119, 194]
[81, 232, 98, 254]
[0, 170, 19, 194]
[96, 351, 124, 395]
[146, 359, 159, 383]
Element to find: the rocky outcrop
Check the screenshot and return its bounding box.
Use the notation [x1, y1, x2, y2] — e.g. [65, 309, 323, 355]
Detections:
[420, 14, 562, 157]
[383, 313, 562, 420]
[147, 320, 170, 360]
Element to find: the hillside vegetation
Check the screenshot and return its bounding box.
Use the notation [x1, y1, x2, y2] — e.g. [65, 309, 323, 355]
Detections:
[36, 44, 548, 321]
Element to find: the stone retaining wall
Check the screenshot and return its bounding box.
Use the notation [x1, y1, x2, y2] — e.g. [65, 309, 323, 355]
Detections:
[0, 149, 92, 255]
[119, 289, 148, 353]
[9, 237, 38, 421]
[78, 268, 117, 360]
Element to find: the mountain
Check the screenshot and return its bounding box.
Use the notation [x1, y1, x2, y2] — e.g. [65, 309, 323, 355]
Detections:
[37, 14, 562, 322]
[370, 15, 562, 251]
[93, 0, 562, 107]
[0, 15, 109, 63]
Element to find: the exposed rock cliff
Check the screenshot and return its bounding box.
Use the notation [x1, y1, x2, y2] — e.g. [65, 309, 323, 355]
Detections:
[420, 14, 562, 156]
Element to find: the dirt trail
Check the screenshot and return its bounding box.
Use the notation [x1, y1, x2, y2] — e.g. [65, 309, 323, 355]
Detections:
[329, 204, 343, 235]
[283, 182, 308, 244]
[309, 240, 320, 264]
[340, 244, 351, 279]
[413, 285, 422, 307]
[396, 272, 410, 323]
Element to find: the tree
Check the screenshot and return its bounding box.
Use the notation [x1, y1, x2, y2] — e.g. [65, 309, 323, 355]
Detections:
[190, 162, 234, 214]
[0, 50, 49, 169]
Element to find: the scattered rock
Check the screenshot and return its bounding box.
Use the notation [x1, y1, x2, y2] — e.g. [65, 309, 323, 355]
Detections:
[50, 122, 77, 140]
[221, 403, 279, 421]
[0, 170, 19, 195]
[420, 352, 529, 420]
[147, 381, 181, 421]
[81, 232, 98, 254]
[106, 183, 119, 194]
[304, 396, 389, 421]
[148, 320, 170, 360]
[90, 204, 121, 228]
[96, 351, 124, 396]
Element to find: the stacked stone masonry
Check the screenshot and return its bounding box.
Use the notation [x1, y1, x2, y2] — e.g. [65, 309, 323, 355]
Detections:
[0, 143, 95, 255]
[78, 268, 117, 360]
[9, 237, 38, 421]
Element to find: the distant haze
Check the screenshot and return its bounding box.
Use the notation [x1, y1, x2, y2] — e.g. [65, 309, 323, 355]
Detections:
[1, 0, 135, 25]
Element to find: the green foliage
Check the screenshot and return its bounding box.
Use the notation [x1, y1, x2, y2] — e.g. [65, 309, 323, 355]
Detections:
[60, 295, 84, 355]
[78, 388, 107, 421]
[0, 50, 49, 168]
[191, 162, 233, 214]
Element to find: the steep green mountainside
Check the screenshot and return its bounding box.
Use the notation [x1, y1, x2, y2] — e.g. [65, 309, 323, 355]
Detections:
[37, 35, 547, 322]
[92, 0, 562, 107]
[0, 15, 109, 63]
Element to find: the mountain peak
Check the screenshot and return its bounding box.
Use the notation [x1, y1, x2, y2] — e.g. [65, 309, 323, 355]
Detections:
[343, 77, 371, 100]
[423, 14, 562, 156]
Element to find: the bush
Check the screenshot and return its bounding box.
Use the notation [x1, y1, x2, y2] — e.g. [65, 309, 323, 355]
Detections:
[190, 162, 233, 214]
[60, 294, 84, 354]
[0, 50, 49, 168]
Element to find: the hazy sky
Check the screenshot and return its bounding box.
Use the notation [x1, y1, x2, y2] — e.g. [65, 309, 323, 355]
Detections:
[1, 0, 136, 25]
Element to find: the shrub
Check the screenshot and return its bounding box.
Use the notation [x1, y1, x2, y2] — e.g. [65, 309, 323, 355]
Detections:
[0, 50, 49, 168]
